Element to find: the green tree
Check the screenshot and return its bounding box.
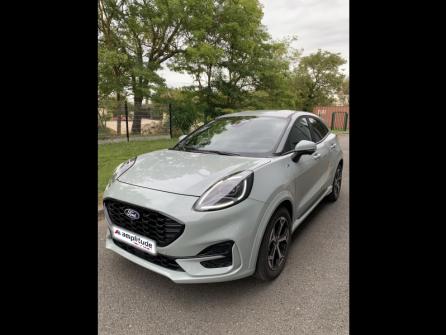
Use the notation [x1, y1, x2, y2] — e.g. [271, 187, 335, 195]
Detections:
[99, 0, 348, 131]
[244, 37, 301, 109]
[172, 0, 280, 120]
[99, 0, 206, 134]
[98, 0, 131, 134]
[153, 87, 205, 135]
[293, 50, 346, 112]
[98, 0, 129, 97]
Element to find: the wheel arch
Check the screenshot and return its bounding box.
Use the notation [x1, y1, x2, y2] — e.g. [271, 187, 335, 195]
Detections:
[248, 191, 295, 269]
[278, 199, 293, 221]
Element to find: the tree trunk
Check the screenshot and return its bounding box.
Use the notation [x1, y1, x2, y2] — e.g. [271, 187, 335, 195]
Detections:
[131, 95, 143, 134]
[204, 65, 212, 123]
[98, 110, 106, 128]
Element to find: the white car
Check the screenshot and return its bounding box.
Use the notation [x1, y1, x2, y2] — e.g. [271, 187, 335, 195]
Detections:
[103, 110, 343, 283]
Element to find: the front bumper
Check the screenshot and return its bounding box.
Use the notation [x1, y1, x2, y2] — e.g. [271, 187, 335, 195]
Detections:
[103, 181, 266, 283]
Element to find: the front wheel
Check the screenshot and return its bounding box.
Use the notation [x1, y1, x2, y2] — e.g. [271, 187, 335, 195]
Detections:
[254, 207, 291, 281]
[326, 163, 343, 202]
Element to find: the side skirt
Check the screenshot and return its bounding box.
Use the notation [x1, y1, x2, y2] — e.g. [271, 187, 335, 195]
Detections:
[291, 185, 332, 233]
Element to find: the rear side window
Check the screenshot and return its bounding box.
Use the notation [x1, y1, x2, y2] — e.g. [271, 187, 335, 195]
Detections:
[283, 117, 312, 152]
[308, 117, 329, 142]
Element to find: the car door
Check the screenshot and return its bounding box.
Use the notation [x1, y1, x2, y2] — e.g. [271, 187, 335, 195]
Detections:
[283, 117, 321, 218]
[304, 116, 331, 205]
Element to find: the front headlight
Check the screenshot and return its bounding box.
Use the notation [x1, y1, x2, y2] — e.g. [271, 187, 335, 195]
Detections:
[107, 157, 136, 188]
[193, 171, 254, 211]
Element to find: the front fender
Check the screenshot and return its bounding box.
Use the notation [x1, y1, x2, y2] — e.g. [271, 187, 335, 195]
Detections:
[247, 190, 294, 269]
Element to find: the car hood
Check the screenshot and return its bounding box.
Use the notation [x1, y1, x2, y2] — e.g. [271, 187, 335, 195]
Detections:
[117, 149, 271, 196]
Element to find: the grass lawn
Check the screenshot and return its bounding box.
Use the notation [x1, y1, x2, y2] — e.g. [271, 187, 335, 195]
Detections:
[98, 138, 178, 203]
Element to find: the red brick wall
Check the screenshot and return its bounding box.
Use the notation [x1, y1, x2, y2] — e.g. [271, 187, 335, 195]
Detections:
[313, 106, 349, 129]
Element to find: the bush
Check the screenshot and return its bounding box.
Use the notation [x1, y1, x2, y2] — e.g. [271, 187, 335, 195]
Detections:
[172, 104, 201, 134]
[153, 88, 205, 135]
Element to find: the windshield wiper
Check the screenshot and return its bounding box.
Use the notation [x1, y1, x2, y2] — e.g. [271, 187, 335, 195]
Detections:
[183, 147, 240, 156]
[200, 149, 240, 156]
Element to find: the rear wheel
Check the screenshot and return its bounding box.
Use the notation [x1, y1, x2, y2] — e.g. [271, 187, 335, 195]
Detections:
[326, 163, 342, 202]
[255, 207, 291, 281]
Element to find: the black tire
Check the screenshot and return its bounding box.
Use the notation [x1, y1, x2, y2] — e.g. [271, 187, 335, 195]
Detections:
[254, 206, 292, 281]
[326, 163, 343, 202]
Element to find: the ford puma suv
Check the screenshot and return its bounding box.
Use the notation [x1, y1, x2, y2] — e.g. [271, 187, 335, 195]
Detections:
[103, 110, 343, 283]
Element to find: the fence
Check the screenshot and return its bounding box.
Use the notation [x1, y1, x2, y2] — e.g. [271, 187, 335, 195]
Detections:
[98, 101, 172, 142]
[313, 106, 349, 131]
[98, 103, 349, 142]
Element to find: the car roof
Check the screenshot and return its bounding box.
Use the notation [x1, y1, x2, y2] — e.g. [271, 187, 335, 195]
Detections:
[217, 110, 313, 119]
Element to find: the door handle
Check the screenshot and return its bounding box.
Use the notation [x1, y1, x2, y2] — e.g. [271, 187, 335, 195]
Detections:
[312, 152, 321, 160]
[329, 143, 337, 150]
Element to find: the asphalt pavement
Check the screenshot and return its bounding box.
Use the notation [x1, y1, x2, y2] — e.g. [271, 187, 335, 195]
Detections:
[98, 134, 349, 335]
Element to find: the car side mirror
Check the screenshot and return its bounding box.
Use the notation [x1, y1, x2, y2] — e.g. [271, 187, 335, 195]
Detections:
[178, 135, 187, 142]
[292, 140, 317, 163]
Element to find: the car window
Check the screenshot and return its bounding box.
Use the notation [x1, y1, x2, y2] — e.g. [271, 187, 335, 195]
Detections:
[283, 117, 312, 153]
[174, 116, 289, 157]
[307, 117, 329, 142]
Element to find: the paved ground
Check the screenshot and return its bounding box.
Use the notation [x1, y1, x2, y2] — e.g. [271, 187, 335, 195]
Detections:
[98, 135, 349, 335]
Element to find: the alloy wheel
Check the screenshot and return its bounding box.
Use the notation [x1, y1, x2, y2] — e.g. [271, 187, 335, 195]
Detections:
[333, 166, 342, 198]
[267, 216, 289, 271]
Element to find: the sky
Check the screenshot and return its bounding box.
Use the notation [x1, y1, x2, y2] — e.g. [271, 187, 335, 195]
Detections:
[158, 0, 349, 87]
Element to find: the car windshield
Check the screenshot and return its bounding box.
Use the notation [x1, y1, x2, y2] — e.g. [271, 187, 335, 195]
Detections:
[174, 116, 289, 157]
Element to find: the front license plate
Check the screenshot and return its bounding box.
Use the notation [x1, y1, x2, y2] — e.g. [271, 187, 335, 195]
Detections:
[112, 226, 157, 255]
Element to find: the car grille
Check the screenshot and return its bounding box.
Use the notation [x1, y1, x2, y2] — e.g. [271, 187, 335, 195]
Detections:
[104, 198, 185, 247]
[113, 239, 184, 271]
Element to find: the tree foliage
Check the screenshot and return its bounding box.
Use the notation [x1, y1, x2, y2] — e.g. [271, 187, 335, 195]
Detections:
[98, 0, 130, 103]
[293, 50, 346, 111]
[170, 0, 300, 119]
[342, 77, 349, 95]
[99, 0, 205, 133]
[153, 87, 205, 135]
[98, 1, 348, 133]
